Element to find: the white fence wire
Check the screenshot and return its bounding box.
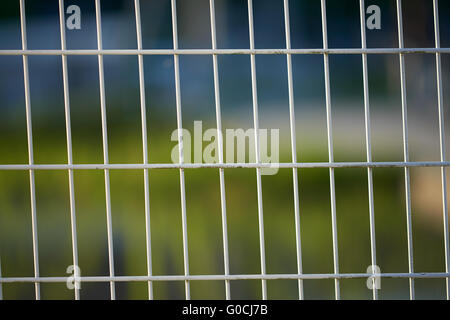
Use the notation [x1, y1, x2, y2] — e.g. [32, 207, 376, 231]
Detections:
[0, 0, 449, 300]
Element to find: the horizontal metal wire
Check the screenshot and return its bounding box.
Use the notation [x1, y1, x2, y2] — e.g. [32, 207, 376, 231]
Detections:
[0, 161, 449, 170]
[1, 272, 449, 283]
[0, 48, 449, 56]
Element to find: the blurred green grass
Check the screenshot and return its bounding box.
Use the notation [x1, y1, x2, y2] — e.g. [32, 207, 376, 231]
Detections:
[0, 119, 448, 300]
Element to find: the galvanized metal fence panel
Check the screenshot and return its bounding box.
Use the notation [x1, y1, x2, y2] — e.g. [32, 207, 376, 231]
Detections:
[0, 0, 449, 300]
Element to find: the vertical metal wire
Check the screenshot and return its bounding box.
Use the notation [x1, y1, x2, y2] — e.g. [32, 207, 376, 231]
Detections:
[432, 0, 450, 300]
[359, 0, 378, 300]
[0, 257, 3, 300]
[19, 0, 40, 300]
[134, 0, 154, 300]
[170, 0, 191, 300]
[320, 0, 340, 300]
[58, 0, 80, 300]
[396, 0, 415, 300]
[247, 0, 267, 300]
[208, 0, 231, 300]
[282, 0, 304, 300]
[94, 0, 116, 300]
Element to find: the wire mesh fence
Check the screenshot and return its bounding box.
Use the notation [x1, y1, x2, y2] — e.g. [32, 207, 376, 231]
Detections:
[0, 0, 449, 300]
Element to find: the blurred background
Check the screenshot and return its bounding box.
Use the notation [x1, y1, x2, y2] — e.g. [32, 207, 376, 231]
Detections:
[1, 0, 450, 299]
